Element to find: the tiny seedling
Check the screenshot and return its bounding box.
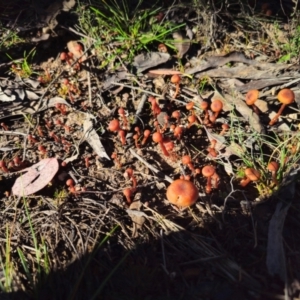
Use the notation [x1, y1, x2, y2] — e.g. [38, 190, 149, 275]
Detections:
[7, 48, 36, 78]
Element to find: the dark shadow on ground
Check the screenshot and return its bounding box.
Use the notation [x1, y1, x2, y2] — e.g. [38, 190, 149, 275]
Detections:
[0, 216, 294, 300]
[0, 230, 258, 300]
[2, 175, 300, 299]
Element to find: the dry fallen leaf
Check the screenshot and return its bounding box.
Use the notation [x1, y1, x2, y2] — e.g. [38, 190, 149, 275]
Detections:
[83, 116, 110, 160]
[172, 31, 190, 58]
[12, 158, 59, 196]
[127, 199, 146, 238]
[203, 126, 226, 151]
[133, 52, 170, 73]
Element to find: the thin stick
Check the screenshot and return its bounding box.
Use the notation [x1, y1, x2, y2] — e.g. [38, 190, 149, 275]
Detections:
[0, 131, 27, 136]
[87, 62, 92, 106]
[129, 148, 173, 183]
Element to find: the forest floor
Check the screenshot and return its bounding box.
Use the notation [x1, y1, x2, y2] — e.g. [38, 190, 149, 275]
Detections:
[0, 0, 300, 299]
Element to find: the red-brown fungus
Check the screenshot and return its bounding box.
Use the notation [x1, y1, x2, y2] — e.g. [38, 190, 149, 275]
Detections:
[166, 179, 198, 207]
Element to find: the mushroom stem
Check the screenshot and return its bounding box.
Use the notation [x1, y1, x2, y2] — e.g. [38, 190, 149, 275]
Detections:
[269, 104, 286, 126]
[269, 89, 295, 126]
[159, 141, 169, 156]
[182, 155, 195, 173]
[212, 172, 220, 189]
[200, 101, 209, 121]
[141, 129, 151, 145]
[148, 97, 161, 116]
[152, 132, 169, 156]
[252, 105, 260, 115]
[240, 168, 260, 187]
[202, 165, 216, 194]
[123, 188, 133, 204]
[171, 75, 181, 99]
[133, 134, 140, 149]
[270, 172, 279, 186]
[240, 177, 251, 187]
[209, 100, 223, 124]
[206, 177, 212, 194]
[125, 168, 137, 191]
[267, 161, 279, 186]
[118, 130, 126, 145]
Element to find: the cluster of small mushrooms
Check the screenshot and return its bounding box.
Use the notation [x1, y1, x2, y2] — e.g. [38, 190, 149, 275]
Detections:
[163, 87, 294, 208]
[108, 84, 294, 208]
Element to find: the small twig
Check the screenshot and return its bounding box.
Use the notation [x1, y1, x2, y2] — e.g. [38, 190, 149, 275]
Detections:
[133, 94, 147, 125]
[59, 25, 97, 42]
[87, 62, 92, 106]
[222, 176, 238, 223]
[22, 128, 30, 163]
[111, 82, 163, 98]
[0, 131, 27, 136]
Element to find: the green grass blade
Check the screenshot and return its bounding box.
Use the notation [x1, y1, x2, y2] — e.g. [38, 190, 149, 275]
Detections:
[17, 247, 33, 285]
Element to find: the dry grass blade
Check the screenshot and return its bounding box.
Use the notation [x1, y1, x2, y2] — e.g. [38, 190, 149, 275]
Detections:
[148, 69, 183, 75]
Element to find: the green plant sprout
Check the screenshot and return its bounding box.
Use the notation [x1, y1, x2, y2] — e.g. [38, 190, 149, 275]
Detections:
[279, 25, 300, 62]
[0, 22, 24, 51]
[90, 0, 184, 60]
[7, 48, 36, 78]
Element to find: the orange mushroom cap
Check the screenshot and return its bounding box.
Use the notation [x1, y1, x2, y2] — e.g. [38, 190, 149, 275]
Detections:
[202, 165, 216, 178]
[66, 179, 74, 187]
[267, 161, 279, 186]
[200, 101, 208, 110]
[108, 119, 120, 132]
[174, 126, 183, 138]
[222, 123, 229, 129]
[269, 89, 295, 125]
[210, 100, 223, 113]
[267, 161, 279, 172]
[186, 102, 194, 111]
[171, 74, 181, 84]
[245, 89, 259, 106]
[244, 168, 260, 181]
[166, 179, 198, 207]
[123, 188, 133, 204]
[240, 168, 261, 187]
[182, 155, 192, 165]
[152, 132, 163, 143]
[172, 110, 180, 120]
[277, 88, 295, 105]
